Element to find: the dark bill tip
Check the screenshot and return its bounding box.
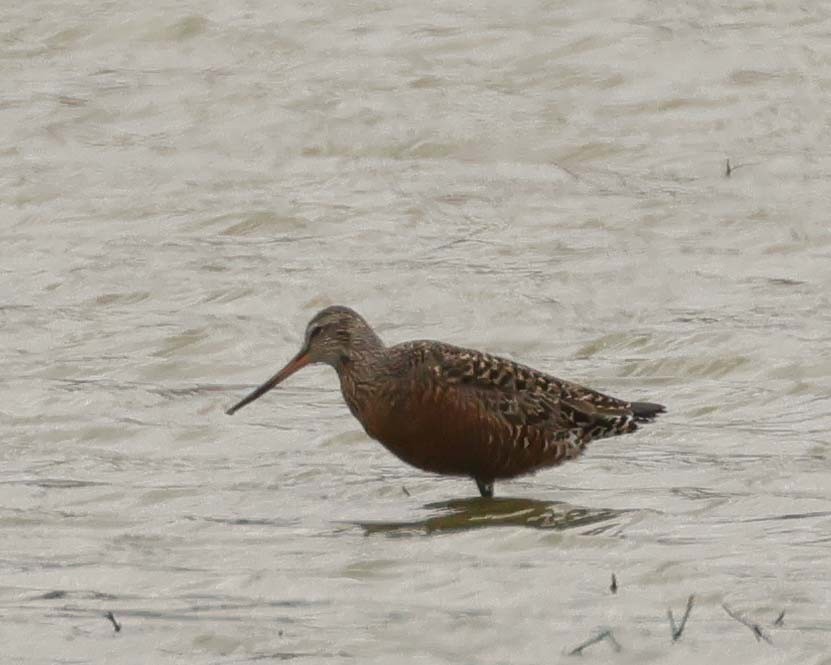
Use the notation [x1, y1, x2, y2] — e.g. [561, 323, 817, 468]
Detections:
[225, 351, 311, 415]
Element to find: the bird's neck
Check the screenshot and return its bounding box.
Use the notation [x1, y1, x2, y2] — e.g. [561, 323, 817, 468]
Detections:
[336, 340, 387, 425]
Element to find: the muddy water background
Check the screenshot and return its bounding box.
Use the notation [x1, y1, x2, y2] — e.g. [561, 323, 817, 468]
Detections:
[3, 2, 831, 663]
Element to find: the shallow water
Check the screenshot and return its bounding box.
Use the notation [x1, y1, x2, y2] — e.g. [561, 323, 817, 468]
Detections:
[2, 1, 831, 663]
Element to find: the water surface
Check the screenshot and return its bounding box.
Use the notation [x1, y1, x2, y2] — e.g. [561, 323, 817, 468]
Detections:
[2, 1, 831, 663]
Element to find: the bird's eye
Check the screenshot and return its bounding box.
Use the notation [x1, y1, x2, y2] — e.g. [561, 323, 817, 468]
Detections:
[309, 325, 323, 340]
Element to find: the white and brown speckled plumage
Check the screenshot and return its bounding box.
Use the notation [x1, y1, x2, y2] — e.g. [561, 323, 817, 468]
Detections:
[228, 306, 665, 497]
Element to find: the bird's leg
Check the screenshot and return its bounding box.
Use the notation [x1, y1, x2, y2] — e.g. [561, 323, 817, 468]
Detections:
[475, 478, 494, 498]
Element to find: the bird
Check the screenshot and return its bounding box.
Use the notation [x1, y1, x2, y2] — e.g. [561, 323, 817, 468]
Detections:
[226, 306, 665, 498]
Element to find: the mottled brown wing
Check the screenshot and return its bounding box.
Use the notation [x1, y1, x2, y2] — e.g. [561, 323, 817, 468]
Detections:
[426, 341, 634, 419]
[405, 342, 636, 479]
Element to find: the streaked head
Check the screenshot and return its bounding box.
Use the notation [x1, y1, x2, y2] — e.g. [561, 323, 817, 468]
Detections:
[226, 306, 382, 415]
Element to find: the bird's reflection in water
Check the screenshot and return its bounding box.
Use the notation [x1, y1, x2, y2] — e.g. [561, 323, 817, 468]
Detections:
[358, 497, 626, 536]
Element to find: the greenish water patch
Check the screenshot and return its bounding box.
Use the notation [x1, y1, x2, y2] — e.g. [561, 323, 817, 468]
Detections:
[357, 497, 625, 536]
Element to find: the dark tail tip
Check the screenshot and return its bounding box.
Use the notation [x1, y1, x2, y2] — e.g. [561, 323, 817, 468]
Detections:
[630, 401, 666, 421]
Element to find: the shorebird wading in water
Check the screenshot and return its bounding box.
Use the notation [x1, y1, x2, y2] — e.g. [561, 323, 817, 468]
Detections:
[227, 306, 665, 498]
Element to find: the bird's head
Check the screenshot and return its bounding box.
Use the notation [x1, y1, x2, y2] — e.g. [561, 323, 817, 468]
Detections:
[226, 306, 382, 415]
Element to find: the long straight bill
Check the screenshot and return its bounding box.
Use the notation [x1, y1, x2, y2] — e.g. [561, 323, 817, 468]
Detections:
[226, 351, 311, 415]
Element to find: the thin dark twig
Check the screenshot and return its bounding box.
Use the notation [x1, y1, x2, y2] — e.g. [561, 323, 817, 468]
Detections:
[610, 573, 617, 594]
[569, 630, 606, 655]
[773, 610, 785, 626]
[723, 159, 757, 177]
[553, 161, 583, 181]
[670, 595, 694, 641]
[604, 631, 622, 652]
[104, 611, 121, 633]
[722, 604, 772, 644]
[569, 629, 621, 656]
[401, 486, 411, 497]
